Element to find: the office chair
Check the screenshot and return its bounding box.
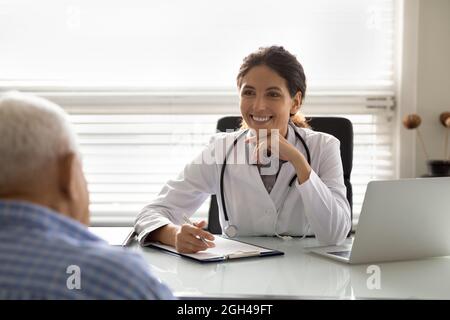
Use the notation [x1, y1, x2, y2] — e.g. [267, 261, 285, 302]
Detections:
[207, 116, 354, 236]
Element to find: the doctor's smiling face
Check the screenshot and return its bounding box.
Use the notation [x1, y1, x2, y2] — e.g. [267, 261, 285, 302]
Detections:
[239, 64, 301, 137]
[237, 46, 307, 137]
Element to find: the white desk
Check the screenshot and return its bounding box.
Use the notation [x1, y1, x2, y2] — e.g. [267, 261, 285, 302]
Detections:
[90, 228, 450, 299]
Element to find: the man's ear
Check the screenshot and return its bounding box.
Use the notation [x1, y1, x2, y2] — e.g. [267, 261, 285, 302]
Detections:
[58, 152, 90, 225]
[58, 152, 77, 201]
[290, 91, 302, 115]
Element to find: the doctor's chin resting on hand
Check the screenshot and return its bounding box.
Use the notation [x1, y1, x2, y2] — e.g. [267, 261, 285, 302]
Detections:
[135, 46, 351, 253]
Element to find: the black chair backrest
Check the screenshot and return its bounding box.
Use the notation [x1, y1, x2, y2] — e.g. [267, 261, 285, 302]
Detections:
[208, 116, 353, 235]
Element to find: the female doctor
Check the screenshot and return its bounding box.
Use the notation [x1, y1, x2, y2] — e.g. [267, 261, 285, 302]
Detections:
[135, 46, 351, 253]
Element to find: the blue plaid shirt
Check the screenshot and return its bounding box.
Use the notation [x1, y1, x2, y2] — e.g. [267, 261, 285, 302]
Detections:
[0, 200, 173, 299]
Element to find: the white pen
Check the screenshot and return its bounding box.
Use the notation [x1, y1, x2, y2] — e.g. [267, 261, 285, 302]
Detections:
[122, 229, 136, 247]
[182, 215, 210, 246]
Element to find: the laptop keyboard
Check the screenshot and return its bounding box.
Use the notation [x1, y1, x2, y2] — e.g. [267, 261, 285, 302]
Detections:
[328, 250, 351, 258]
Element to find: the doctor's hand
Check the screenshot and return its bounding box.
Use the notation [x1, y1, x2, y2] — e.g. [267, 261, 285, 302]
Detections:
[246, 131, 311, 184]
[246, 131, 303, 163]
[175, 220, 216, 253]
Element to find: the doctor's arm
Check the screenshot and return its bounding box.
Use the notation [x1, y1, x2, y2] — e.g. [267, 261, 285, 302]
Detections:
[134, 140, 219, 252]
[295, 138, 351, 245]
[148, 219, 215, 253]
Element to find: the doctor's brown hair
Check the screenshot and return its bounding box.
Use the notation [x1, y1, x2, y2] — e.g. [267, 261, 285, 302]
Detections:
[237, 46, 309, 129]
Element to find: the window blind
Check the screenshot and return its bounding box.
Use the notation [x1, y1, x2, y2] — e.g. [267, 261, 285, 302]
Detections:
[0, 0, 397, 229]
[73, 112, 217, 226]
[57, 91, 395, 228]
[1, 0, 394, 91]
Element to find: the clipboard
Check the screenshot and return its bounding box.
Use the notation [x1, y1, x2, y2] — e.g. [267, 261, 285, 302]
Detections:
[144, 236, 284, 263]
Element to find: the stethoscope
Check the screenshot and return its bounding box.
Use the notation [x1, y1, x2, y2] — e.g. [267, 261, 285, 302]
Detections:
[220, 122, 311, 237]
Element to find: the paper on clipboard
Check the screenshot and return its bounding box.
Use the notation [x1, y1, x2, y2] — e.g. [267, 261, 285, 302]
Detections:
[146, 236, 283, 262]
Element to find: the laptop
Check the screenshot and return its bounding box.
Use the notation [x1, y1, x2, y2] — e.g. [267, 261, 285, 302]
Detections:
[308, 177, 450, 264]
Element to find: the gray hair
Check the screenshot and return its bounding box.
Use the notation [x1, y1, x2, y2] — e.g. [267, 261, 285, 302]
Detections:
[0, 91, 79, 192]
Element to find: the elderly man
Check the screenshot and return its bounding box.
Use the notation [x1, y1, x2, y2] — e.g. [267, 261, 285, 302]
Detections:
[0, 91, 173, 299]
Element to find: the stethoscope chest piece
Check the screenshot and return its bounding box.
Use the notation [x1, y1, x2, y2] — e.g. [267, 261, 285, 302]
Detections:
[224, 224, 238, 238]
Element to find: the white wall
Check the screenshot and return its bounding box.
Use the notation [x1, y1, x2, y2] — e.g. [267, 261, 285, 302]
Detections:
[415, 0, 450, 176]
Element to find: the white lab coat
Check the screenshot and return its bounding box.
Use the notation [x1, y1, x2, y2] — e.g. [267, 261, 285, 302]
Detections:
[135, 125, 351, 246]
